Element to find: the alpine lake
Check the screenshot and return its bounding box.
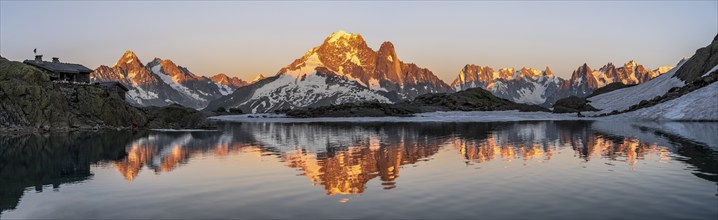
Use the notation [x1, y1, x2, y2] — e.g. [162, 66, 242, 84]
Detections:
[1, 120, 717, 219]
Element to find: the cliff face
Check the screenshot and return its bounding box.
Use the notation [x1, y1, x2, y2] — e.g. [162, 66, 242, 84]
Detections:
[0, 57, 210, 132]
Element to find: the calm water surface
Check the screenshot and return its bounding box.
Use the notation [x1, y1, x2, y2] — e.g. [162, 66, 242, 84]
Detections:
[1, 121, 717, 219]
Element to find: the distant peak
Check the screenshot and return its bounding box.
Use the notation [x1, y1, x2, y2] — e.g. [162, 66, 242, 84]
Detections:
[380, 41, 395, 48]
[377, 41, 397, 57]
[251, 74, 266, 83]
[210, 73, 230, 83]
[123, 50, 136, 57]
[332, 30, 348, 36]
[325, 30, 361, 43]
[114, 50, 142, 67]
[544, 66, 554, 77]
[160, 58, 176, 66]
[625, 60, 637, 67]
[121, 50, 139, 60]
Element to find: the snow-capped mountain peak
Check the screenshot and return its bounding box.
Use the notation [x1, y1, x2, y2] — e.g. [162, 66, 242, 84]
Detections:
[654, 66, 673, 75]
[279, 30, 449, 97]
[543, 66, 554, 77]
[451, 60, 672, 107]
[205, 30, 451, 113]
[624, 60, 637, 69]
[251, 74, 266, 83]
[282, 50, 324, 79]
[212, 73, 230, 84]
[92, 51, 249, 109]
[148, 58, 205, 84]
[517, 67, 544, 79]
[114, 50, 141, 67]
[325, 30, 361, 44]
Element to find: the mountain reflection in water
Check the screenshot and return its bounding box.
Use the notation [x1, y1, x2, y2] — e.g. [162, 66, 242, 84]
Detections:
[1, 121, 716, 218]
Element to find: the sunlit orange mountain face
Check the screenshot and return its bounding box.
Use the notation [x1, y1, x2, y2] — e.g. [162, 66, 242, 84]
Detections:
[205, 30, 454, 113]
[83, 30, 680, 112]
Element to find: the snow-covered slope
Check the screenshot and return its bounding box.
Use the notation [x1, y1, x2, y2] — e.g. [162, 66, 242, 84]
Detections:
[238, 53, 391, 113]
[205, 49, 392, 113]
[589, 34, 718, 119]
[489, 74, 565, 106]
[611, 81, 718, 121]
[147, 58, 227, 105]
[587, 60, 687, 115]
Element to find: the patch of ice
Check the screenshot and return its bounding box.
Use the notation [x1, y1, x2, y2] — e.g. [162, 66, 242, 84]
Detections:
[126, 85, 158, 104]
[214, 82, 235, 96]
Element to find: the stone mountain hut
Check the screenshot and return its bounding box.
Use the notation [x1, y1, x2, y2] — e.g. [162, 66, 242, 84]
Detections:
[23, 55, 92, 83]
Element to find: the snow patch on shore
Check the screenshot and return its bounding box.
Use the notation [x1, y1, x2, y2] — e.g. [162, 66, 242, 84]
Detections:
[610, 82, 718, 121]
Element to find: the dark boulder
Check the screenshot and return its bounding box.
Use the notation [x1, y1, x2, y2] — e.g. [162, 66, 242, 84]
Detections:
[552, 96, 598, 113]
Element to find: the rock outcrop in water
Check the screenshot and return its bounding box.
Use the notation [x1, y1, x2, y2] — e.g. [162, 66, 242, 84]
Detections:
[0, 57, 212, 132]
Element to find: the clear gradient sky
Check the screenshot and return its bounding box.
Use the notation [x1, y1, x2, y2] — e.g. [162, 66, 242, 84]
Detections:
[1, 1, 716, 82]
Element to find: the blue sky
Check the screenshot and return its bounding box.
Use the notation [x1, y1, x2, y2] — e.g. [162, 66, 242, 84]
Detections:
[1, 1, 716, 82]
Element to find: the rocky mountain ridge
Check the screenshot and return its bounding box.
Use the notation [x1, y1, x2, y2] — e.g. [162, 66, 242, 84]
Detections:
[90, 51, 255, 109]
[450, 61, 672, 106]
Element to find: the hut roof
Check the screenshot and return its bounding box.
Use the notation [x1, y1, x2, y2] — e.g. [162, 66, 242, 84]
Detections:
[23, 60, 93, 74]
